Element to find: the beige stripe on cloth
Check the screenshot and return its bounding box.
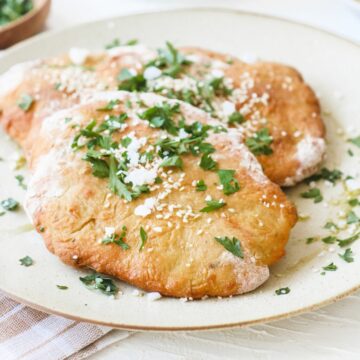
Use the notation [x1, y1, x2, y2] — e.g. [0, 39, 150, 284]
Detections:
[0, 292, 130, 360]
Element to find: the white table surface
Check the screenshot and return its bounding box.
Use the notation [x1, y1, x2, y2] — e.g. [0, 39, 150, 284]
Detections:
[25, 0, 360, 359]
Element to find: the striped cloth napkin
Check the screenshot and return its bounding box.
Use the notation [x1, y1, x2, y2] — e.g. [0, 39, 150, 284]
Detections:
[0, 291, 130, 360]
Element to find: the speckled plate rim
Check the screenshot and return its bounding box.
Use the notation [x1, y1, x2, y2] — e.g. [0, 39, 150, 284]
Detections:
[1, 7, 360, 332]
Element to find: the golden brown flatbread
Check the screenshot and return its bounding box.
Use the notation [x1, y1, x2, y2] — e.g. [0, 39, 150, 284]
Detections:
[0, 44, 325, 186]
[25, 91, 297, 298]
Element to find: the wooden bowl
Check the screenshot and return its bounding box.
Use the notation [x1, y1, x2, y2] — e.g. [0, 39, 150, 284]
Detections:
[0, 0, 51, 49]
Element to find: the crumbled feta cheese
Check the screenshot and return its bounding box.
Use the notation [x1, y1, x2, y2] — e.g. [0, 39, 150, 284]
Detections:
[346, 178, 360, 192]
[147, 292, 162, 301]
[143, 66, 162, 80]
[68, 48, 90, 65]
[222, 101, 236, 116]
[134, 197, 156, 217]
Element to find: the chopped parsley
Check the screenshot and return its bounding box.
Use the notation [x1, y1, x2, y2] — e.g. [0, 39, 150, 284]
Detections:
[245, 128, 273, 156]
[160, 155, 183, 169]
[79, 273, 118, 296]
[346, 210, 359, 224]
[199, 153, 217, 170]
[200, 199, 226, 212]
[306, 168, 342, 184]
[195, 180, 207, 192]
[349, 198, 360, 207]
[337, 233, 360, 247]
[105, 38, 138, 49]
[306, 237, 317, 244]
[15, 174, 27, 190]
[17, 93, 34, 112]
[139, 227, 147, 251]
[56, 285, 68, 290]
[228, 112, 245, 125]
[214, 236, 243, 258]
[117, 69, 146, 92]
[322, 236, 337, 244]
[339, 248, 354, 263]
[348, 149, 354, 157]
[102, 226, 130, 250]
[275, 287, 290, 295]
[300, 188, 323, 203]
[139, 102, 180, 135]
[19, 256, 33, 267]
[217, 169, 240, 195]
[322, 262, 337, 271]
[348, 136, 360, 148]
[1, 198, 19, 211]
[96, 99, 120, 111]
[324, 221, 338, 231]
[147, 41, 192, 78]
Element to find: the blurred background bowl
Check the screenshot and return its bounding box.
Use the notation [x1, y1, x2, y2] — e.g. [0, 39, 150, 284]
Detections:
[0, 0, 51, 49]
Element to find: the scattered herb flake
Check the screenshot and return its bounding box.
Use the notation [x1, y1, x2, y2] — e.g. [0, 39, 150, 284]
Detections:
[324, 221, 338, 231]
[245, 128, 273, 156]
[217, 169, 240, 195]
[275, 287, 290, 295]
[1, 198, 19, 211]
[199, 153, 217, 171]
[57, 285, 68, 290]
[338, 248, 354, 263]
[346, 210, 359, 224]
[348, 136, 360, 148]
[337, 233, 360, 247]
[195, 180, 207, 192]
[322, 262, 337, 271]
[80, 273, 118, 296]
[200, 199, 226, 212]
[214, 236, 243, 258]
[348, 149, 354, 157]
[19, 256, 33, 267]
[306, 237, 317, 244]
[228, 112, 245, 125]
[349, 198, 360, 207]
[300, 188, 323, 203]
[96, 99, 120, 111]
[322, 236, 337, 244]
[139, 227, 148, 251]
[17, 94, 34, 112]
[15, 174, 27, 190]
[102, 226, 130, 250]
[160, 155, 183, 169]
[306, 168, 342, 184]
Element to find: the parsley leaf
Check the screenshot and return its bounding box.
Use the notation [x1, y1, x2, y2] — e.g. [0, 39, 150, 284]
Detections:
[245, 128, 273, 156]
[322, 262, 337, 271]
[228, 112, 245, 125]
[102, 226, 130, 250]
[348, 136, 360, 148]
[337, 233, 360, 247]
[322, 236, 337, 244]
[195, 180, 207, 192]
[1, 198, 19, 211]
[324, 221, 338, 231]
[139, 227, 147, 251]
[300, 188, 323, 203]
[83, 151, 110, 178]
[199, 153, 217, 170]
[160, 155, 183, 169]
[306, 168, 342, 184]
[109, 157, 132, 201]
[339, 248, 354, 263]
[200, 199, 226, 212]
[218, 169, 240, 195]
[117, 69, 147, 92]
[17, 93, 34, 112]
[275, 287, 290, 295]
[349, 198, 360, 207]
[80, 273, 118, 296]
[139, 102, 180, 135]
[214, 236, 243, 258]
[346, 210, 359, 224]
[57, 285, 68, 290]
[19, 256, 33, 267]
[15, 174, 27, 190]
[96, 99, 120, 111]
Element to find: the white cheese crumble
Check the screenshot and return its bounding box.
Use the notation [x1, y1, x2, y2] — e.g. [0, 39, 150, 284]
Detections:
[143, 66, 162, 80]
[147, 292, 162, 301]
[134, 197, 156, 217]
[68, 48, 90, 65]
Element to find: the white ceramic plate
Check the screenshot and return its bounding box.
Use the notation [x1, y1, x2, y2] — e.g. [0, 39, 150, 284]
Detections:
[1, 8, 360, 331]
